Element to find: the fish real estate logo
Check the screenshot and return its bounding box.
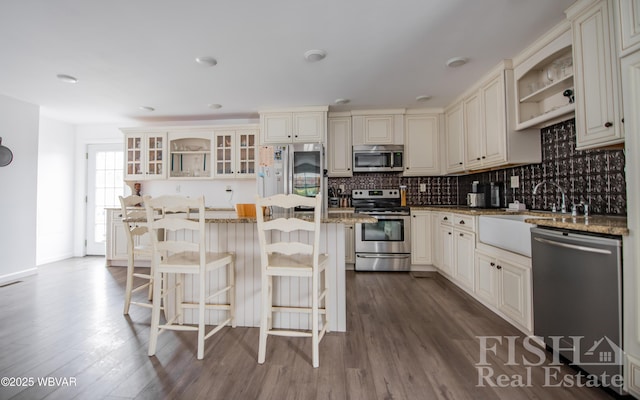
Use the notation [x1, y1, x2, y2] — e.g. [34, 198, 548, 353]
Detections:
[475, 335, 625, 390]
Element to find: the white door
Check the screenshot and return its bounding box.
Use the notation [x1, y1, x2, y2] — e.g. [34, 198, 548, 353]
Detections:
[86, 144, 126, 255]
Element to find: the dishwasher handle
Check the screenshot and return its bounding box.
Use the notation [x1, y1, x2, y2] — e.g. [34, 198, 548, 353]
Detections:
[533, 236, 612, 255]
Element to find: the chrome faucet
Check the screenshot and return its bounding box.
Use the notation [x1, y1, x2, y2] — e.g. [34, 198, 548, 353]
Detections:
[533, 180, 568, 213]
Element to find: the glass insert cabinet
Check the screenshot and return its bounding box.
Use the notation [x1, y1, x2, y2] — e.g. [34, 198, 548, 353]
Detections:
[121, 126, 257, 181]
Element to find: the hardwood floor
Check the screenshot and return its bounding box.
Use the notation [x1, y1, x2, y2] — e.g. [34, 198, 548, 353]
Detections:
[0, 257, 616, 399]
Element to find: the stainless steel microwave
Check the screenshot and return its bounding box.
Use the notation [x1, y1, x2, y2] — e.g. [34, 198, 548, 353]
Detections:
[352, 145, 404, 172]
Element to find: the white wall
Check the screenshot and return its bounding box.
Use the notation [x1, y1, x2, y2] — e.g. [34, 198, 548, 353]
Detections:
[36, 116, 75, 265]
[0, 95, 40, 284]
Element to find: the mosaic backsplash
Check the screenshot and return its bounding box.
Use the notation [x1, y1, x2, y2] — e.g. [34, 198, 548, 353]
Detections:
[329, 118, 627, 215]
[459, 119, 626, 215]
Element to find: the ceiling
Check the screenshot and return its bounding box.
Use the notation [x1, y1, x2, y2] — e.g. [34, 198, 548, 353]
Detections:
[0, 0, 575, 125]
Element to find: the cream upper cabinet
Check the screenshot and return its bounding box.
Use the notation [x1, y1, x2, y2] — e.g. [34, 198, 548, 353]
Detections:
[444, 102, 465, 173]
[351, 110, 404, 145]
[123, 131, 167, 180]
[403, 113, 441, 176]
[327, 115, 352, 177]
[213, 128, 257, 179]
[259, 107, 328, 144]
[411, 210, 433, 265]
[616, 0, 640, 56]
[464, 73, 509, 169]
[568, 0, 624, 149]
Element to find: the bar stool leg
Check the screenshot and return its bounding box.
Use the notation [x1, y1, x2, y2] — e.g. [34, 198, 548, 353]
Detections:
[258, 273, 269, 364]
[148, 265, 162, 356]
[123, 250, 135, 314]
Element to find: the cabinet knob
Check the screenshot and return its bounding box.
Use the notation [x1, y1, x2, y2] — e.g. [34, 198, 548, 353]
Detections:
[496, 265, 502, 270]
[622, 118, 625, 124]
[448, 232, 452, 235]
[459, 233, 463, 237]
[406, 167, 409, 170]
[459, 162, 463, 165]
[443, 217, 448, 221]
[476, 157, 480, 161]
[413, 215, 416, 218]
[482, 156, 486, 159]
[347, 168, 350, 171]
[490, 262, 495, 266]
[604, 122, 613, 128]
[459, 220, 465, 225]
[287, 135, 291, 138]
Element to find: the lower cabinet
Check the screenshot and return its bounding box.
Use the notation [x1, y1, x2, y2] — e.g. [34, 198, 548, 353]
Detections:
[345, 223, 355, 265]
[437, 222, 454, 276]
[410, 211, 433, 265]
[475, 248, 532, 332]
[453, 229, 475, 291]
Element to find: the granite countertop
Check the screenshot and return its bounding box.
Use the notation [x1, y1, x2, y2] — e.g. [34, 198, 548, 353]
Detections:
[408, 205, 629, 236]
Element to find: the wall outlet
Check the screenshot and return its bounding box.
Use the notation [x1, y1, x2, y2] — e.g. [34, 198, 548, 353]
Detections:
[420, 183, 427, 192]
[510, 176, 519, 189]
[339, 184, 345, 192]
[225, 185, 232, 192]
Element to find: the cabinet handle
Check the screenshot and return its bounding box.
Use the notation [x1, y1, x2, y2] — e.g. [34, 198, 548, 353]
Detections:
[443, 217, 448, 221]
[496, 265, 502, 270]
[459, 233, 464, 237]
[448, 232, 452, 235]
[459, 162, 463, 165]
[347, 168, 350, 171]
[604, 122, 613, 128]
[476, 157, 480, 161]
[481, 156, 486, 159]
[413, 215, 416, 218]
[490, 262, 495, 266]
[288, 135, 291, 138]
[406, 167, 410, 169]
[459, 220, 465, 225]
[622, 118, 625, 124]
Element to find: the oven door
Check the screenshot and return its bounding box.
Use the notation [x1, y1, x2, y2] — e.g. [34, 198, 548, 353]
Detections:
[355, 215, 411, 254]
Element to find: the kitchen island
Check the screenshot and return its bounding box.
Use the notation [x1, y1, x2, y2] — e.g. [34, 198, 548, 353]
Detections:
[117, 209, 375, 332]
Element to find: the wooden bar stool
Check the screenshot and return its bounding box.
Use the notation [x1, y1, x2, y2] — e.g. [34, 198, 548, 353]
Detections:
[143, 195, 235, 360]
[120, 195, 154, 314]
[255, 193, 329, 368]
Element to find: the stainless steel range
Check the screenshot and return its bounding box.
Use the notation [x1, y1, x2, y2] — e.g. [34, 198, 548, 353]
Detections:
[352, 188, 411, 271]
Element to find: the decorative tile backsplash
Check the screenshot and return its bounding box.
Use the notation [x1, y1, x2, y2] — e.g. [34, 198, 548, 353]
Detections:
[328, 118, 626, 215]
[458, 119, 626, 215]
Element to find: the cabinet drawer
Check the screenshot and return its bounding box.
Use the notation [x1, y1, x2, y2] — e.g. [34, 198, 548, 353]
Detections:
[439, 212, 453, 225]
[453, 214, 476, 231]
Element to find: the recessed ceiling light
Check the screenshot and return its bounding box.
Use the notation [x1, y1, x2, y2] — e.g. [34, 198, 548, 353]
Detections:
[334, 98, 350, 105]
[416, 95, 432, 102]
[195, 56, 218, 67]
[139, 106, 155, 112]
[56, 74, 78, 84]
[304, 49, 327, 62]
[446, 57, 468, 68]
[208, 104, 222, 109]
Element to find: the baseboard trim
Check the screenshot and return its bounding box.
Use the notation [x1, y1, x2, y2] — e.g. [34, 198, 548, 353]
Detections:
[0, 268, 37, 286]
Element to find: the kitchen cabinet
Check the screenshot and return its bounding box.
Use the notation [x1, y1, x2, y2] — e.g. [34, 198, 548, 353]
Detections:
[259, 107, 328, 144]
[351, 110, 404, 145]
[568, 0, 624, 149]
[616, 0, 640, 56]
[327, 114, 352, 177]
[403, 113, 441, 176]
[213, 128, 257, 179]
[454, 227, 475, 291]
[411, 210, 433, 265]
[444, 102, 465, 173]
[514, 27, 575, 130]
[168, 133, 212, 179]
[123, 132, 167, 180]
[345, 223, 355, 265]
[475, 247, 532, 332]
[449, 61, 541, 173]
[437, 224, 454, 276]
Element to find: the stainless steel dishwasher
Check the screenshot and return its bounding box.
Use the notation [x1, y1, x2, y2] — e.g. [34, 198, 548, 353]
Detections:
[531, 227, 623, 394]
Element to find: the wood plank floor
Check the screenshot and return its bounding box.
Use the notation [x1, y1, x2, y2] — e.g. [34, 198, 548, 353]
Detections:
[0, 257, 616, 399]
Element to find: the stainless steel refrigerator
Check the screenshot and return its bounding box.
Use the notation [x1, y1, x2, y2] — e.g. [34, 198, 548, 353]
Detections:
[257, 143, 326, 212]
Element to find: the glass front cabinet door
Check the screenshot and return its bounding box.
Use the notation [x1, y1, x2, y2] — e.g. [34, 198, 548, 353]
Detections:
[124, 132, 167, 180]
[214, 129, 256, 178]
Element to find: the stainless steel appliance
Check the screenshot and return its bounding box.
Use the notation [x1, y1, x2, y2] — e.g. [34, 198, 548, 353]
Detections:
[467, 193, 486, 208]
[352, 145, 403, 172]
[257, 143, 326, 212]
[466, 181, 503, 208]
[531, 227, 624, 394]
[352, 188, 411, 271]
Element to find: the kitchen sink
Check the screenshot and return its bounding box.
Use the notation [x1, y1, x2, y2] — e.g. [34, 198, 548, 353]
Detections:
[478, 214, 549, 257]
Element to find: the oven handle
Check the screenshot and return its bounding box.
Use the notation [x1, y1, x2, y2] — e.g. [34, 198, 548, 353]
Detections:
[356, 254, 411, 259]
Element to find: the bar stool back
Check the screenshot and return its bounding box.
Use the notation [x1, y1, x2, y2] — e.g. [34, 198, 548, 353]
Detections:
[144, 195, 235, 360]
[255, 193, 329, 368]
[120, 195, 154, 314]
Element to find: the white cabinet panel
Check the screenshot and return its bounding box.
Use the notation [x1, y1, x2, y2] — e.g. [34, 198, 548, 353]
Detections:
[444, 102, 465, 173]
[617, 0, 640, 56]
[404, 114, 440, 176]
[453, 230, 475, 291]
[411, 211, 433, 265]
[328, 117, 353, 177]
